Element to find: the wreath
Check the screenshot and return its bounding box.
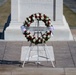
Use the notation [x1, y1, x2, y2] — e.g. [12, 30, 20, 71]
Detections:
[21, 13, 52, 45]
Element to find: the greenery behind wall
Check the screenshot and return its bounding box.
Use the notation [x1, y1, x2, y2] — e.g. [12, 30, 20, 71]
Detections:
[0, 0, 76, 29]
[0, 0, 11, 29]
[63, 5, 76, 27]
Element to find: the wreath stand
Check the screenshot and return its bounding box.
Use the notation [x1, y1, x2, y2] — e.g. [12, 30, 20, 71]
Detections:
[21, 20, 55, 68]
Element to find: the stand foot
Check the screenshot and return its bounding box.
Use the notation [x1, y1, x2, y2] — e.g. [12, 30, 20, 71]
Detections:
[51, 61, 55, 68]
[22, 63, 25, 68]
[35, 61, 41, 65]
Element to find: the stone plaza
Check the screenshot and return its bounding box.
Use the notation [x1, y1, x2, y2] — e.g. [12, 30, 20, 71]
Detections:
[0, 0, 76, 75]
[0, 41, 76, 75]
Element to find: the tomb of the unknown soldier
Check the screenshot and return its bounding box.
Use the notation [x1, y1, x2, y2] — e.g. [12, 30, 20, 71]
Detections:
[5, 0, 73, 41]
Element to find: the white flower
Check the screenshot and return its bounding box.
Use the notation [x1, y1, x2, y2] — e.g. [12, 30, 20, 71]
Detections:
[27, 35, 29, 37]
[43, 39, 45, 41]
[35, 37, 38, 40]
[28, 18, 31, 21]
[43, 35, 46, 38]
[46, 17, 49, 20]
[38, 36, 41, 38]
[29, 34, 32, 38]
[33, 17, 35, 20]
[48, 35, 50, 38]
[37, 13, 39, 17]
[38, 39, 41, 42]
[27, 30, 30, 33]
[40, 37, 42, 39]
[43, 39, 45, 42]
[51, 33, 54, 36]
[33, 39, 36, 42]
[29, 33, 32, 36]
[41, 16, 44, 20]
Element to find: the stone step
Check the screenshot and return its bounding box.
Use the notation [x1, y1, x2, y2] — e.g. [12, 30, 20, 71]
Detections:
[0, 68, 76, 75]
[5, 26, 73, 41]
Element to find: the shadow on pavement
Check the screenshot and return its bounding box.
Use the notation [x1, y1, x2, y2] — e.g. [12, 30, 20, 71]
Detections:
[0, 32, 3, 39]
[0, 60, 21, 65]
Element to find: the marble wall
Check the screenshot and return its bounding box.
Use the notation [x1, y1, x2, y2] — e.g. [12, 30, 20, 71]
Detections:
[11, 0, 63, 22]
[5, 0, 73, 41]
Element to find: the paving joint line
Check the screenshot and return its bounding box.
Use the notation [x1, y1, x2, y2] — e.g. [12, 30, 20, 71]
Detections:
[67, 42, 76, 67]
[64, 68, 66, 75]
[1, 41, 7, 64]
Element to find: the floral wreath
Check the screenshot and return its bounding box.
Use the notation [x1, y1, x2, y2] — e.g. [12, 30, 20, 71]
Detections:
[21, 13, 52, 45]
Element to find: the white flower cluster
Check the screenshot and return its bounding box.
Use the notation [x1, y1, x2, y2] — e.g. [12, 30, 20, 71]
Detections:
[43, 34, 46, 38]
[33, 39, 36, 42]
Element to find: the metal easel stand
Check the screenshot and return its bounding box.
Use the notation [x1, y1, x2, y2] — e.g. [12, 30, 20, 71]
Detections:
[22, 43, 55, 68]
[22, 19, 55, 68]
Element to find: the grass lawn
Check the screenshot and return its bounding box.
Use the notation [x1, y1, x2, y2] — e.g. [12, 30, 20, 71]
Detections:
[63, 4, 76, 27]
[0, 1, 76, 29]
[0, 0, 11, 29]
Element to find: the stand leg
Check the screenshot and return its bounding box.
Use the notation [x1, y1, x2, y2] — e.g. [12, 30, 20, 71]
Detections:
[37, 45, 39, 65]
[27, 46, 32, 61]
[44, 44, 55, 67]
[44, 44, 48, 62]
[22, 61, 25, 68]
[22, 43, 32, 68]
[22, 48, 31, 68]
[51, 61, 55, 68]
